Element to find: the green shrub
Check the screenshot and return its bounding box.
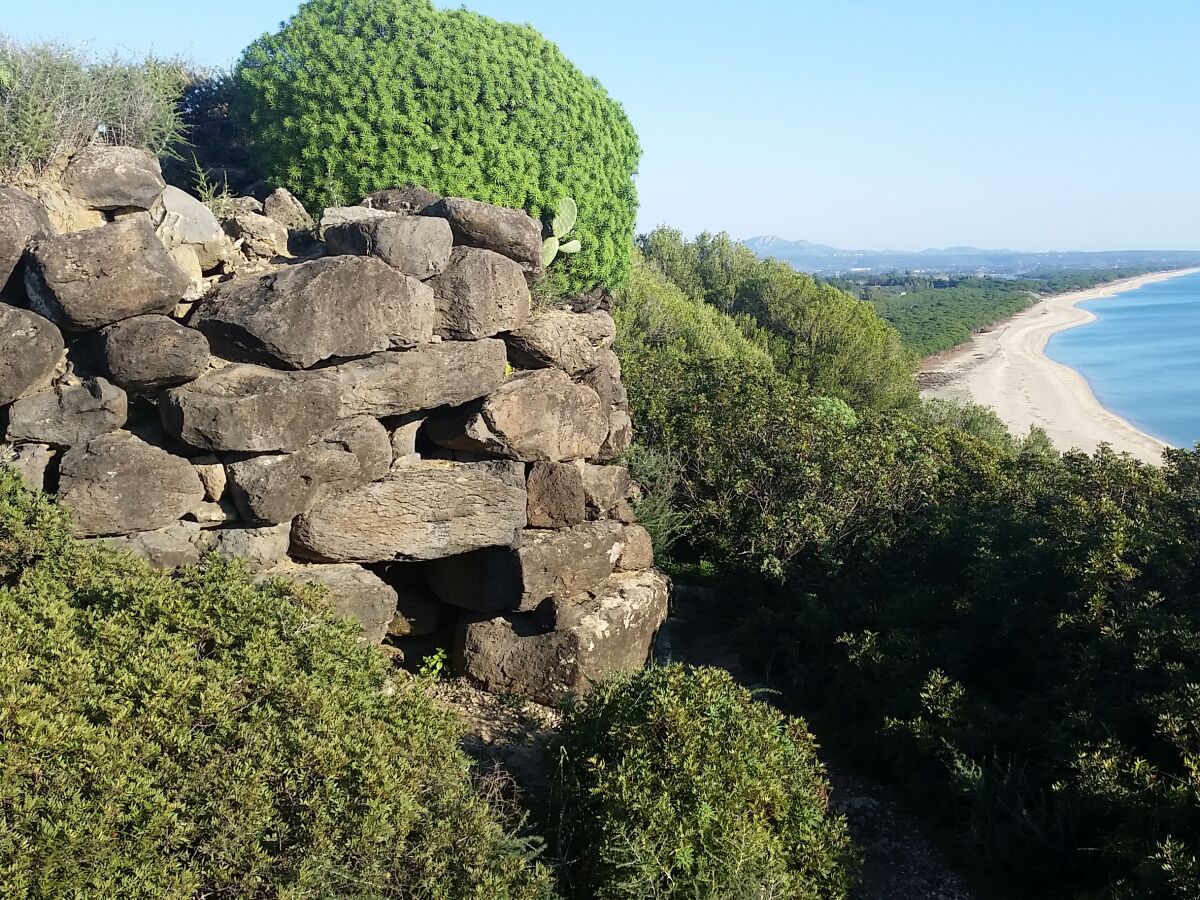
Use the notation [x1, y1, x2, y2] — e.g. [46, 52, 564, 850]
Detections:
[0, 37, 188, 177]
[231, 0, 640, 294]
[0, 466, 555, 899]
[549, 665, 857, 899]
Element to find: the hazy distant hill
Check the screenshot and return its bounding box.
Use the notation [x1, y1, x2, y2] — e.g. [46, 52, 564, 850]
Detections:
[743, 235, 1200, 276]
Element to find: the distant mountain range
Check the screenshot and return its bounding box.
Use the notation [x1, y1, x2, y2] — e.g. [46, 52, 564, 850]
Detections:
[742, 236, 1200, 276]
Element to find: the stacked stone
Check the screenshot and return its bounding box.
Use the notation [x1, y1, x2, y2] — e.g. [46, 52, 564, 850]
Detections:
[0, 148, 667, 705]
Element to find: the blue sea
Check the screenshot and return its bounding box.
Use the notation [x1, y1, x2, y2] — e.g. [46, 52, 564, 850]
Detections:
[1045, 271, 1200, 449]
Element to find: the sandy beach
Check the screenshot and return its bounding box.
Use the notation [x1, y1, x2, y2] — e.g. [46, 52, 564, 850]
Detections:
[920, 268, 1200, 463]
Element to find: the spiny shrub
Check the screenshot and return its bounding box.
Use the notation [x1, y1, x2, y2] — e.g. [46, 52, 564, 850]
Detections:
[0, 465, 555, 899]
[549, 665, 857, 899]
[231, 0, 641, 295]
[0, 37, 188, 177]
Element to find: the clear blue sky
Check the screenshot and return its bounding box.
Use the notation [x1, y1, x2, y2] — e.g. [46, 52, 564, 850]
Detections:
[6, 1, 1199, 251]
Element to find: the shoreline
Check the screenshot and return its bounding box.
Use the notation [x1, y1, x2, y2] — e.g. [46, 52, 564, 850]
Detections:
[920, 268, 1200, 463]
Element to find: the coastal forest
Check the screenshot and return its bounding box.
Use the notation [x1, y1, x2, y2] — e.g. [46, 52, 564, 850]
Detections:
[3, 2, 1200, 899]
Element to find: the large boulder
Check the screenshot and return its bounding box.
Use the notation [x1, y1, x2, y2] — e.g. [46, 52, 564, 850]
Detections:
[5, 378, 127, 448]
[292, 460, 526, 563]
[263, 187, 314, 231]
[99, 314, 210, 390]
[362, 186, 441, 214]
[23, 217, 190, 331]
[0, 303, 64, 405]
[61, 146, 165, 211]
[427, 368, 608, 462]
[226, 416, 392, 524]
[334, 340, 507, 419]
[425, 521, 625, 613]
[317, 205, 395, 240]
[454, 569, 670, 705]
[526, 461, 586, 528]
[423, 197, 543, 278]
[192, 256, 433, 368]
[151, 185, 232, 270]
[324, 215, 453, 281]
[224, 212, 290, 259]
[57, 431, 205, 536]
[0, 186, 53, 291]
[161, 364, 341, 452]
[427, 247, 530, 340]
[505, 311, 600, 375]
[269, 562, 398, 644]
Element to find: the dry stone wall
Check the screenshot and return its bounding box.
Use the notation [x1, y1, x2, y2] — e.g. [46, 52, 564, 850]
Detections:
[0, 146, 667, 705]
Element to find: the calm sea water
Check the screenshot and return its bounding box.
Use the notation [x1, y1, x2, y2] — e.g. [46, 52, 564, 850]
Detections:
[1045, 271, 1200, 448]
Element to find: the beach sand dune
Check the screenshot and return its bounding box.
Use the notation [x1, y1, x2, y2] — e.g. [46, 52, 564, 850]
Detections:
[921, 269, 1200, 464]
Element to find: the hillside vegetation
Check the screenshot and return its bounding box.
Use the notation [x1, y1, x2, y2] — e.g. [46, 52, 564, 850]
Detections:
[619, 241, 1200, 898]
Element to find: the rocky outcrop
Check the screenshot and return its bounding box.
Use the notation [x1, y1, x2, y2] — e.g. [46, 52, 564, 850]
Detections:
[0, 160, 664, 704]
[192, 257, 434, 368]
[0, 303, 64, 405]
[24, 217, 189, 331]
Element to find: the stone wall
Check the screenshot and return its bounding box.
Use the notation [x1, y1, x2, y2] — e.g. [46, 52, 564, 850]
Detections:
[0, 146, 667, 705]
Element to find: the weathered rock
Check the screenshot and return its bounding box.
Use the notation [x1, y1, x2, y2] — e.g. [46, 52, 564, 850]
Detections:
[577, 463, 633, 518]
[0, 186, 53, 290]
[318, 205, 395, 240]
[184, 498, 239, 527]
[428, 247, 531, 340]
[23, 217, 190, 331]
[95, 521, 203, 570]
[6, 378, 127, 447]
[505, 311, 598, 375]
[191, 455, 227, 501]
[263, 187, 314, 231]
[423, 197, 543, 277]
[195, 522, 292, 572]
[454, 569, 670, 704]
[0, 303, 64, 405]
[617, 525, 655, 571]
[226, 196, 264, 216]
[5, 443, 54, 492]
[389, 417, 425, 460]
[192, 256, 434, 369]
[426, 521, 624, 613]
[581, 347, 628, 412]
[325, 215, 453, 280]
[224, 212, 290, 259]
[292, 460, 526, 563]
[335, 340, 507, 419]
[99, 314, 210, 389]
[526, 461, 586, 528]
[167, 246, 206, 301]
[62, 146, 165, 211]
[270, 561, 398, 644]
[572, 310, 617, 349]
[152, 185, 232, 270]
[362, 186, 441, 214]
[227, 416, 391, 524]
[599, 409, 634, 460]
[427, 368, 607, 462]
[57, 431, 205, 536]
[161, 364, 342, 452]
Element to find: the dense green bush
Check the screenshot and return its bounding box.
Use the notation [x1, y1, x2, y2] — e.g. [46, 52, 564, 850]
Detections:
[232, 0, 641, 294]
[0, 466, 554, 899]
[550, 665, 856, 899]
[0, 37, 188, 177]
